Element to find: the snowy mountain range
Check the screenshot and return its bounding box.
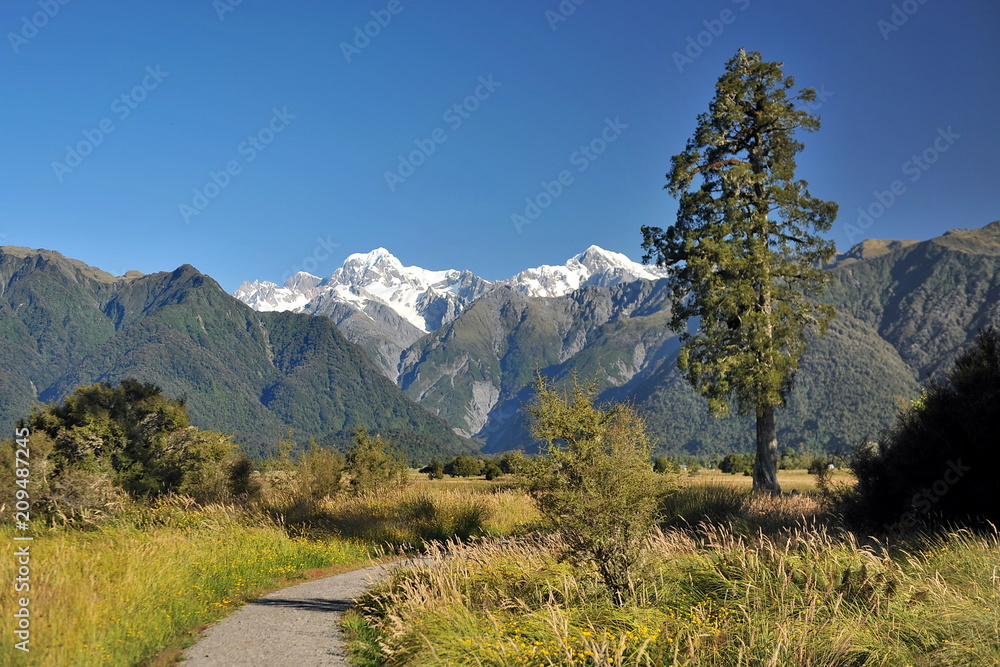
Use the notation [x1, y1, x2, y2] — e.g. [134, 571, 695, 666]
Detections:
[233, 246, 668, 333]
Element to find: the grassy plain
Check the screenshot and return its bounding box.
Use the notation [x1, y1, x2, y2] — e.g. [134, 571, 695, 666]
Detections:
[347, 479, 1000, 667]
[0, 482, 537, 666]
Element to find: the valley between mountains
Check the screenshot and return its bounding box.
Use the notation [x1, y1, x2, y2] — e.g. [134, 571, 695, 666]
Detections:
[3, 220, 999, 461]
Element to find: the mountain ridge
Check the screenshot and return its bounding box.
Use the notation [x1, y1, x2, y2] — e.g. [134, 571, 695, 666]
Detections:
[0, 247, 475, 461]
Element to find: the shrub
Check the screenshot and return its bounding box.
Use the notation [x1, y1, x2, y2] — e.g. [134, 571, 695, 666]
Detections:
[653, 456, 680, 474]
[482, 460, 503, 480]
[848, 327, 1000, 530]
[0, 380, 256, 519]
[719, 453, 753, 475]
[295, 439, 344, 502]
[423, 460, 445, 480]
[345, 430, 408, 496]
[443, 455, 483, 478]
[522, 375, 672, 604]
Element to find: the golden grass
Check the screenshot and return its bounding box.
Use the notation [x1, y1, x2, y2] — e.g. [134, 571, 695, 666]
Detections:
[0, 481, 538, 666]
[680, 468, 855, 493]
[348, 490, 1000, 666]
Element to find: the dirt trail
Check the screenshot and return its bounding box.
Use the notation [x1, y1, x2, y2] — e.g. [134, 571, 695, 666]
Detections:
[182, 560, 410, 666]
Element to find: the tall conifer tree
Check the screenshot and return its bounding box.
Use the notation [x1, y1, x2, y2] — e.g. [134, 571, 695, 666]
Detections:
[642, 49, 838, 494]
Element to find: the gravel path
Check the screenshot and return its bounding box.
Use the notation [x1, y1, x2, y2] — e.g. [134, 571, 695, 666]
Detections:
[182, 560, 412, 666]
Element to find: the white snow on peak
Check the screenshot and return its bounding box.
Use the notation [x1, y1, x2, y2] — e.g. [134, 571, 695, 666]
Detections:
[503, 246, 667, 298]
[232, 245, 667, 328]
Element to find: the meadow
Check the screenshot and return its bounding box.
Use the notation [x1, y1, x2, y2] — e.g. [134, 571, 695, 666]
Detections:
[346, 484, 1000, 666]
[0, 482, 537, 666]
[3, 470, 997, 666]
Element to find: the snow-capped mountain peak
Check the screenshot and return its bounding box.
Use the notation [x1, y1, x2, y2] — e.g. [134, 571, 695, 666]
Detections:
[232, 245, 666, 329]
[232, 274, 322, 312]
[503, 246, 667, 298]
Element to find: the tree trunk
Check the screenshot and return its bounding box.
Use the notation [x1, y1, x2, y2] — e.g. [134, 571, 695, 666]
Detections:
[754, 404, 781, 495]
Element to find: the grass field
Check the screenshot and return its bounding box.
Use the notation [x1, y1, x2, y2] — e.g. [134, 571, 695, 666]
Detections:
[0, 498, 373, 667]
[0, 481, 538, 666]
[347, 486, 1000, 666]
[680, 468, 854, 493]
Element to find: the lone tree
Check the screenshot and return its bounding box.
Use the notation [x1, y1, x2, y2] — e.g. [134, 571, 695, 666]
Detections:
[641, 49, 838, 494]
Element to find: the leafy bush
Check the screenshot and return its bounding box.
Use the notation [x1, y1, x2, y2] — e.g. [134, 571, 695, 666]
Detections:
[482, 460, 503, 480]
[421, 460, 445, 480]
[719, 452, 753, 475]
[848, 327, 1000, 530]
[443, 454, 483, 478]
[295, 439, 344, 502]
[522, 375, 671, 603]
[653, 456, 680, 474]
[0, 380, 254, 519]
[345, 430, 408, 495]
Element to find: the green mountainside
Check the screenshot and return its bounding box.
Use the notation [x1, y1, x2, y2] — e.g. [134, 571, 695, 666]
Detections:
[0, 249, 472, 461]
[397, 221, 1000, 456]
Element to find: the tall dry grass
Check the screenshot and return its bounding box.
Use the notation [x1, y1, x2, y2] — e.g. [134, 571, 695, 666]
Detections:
[282, 483, 541, 548]
[347, 490, 1000, 666]
[0, 481, 539, 666]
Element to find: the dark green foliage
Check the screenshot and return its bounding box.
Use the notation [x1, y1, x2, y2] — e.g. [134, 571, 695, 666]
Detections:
[807, 457, 830, 476]
[653, 456, 680, 474]
[2, 379, 251, 517]
[422, 460, 445, 480]
[444, 455, 484, 478]
[848, 328, 1000, 530]
[482, 459, 503, 480]
[719, 453, 754, 475]
[345, 430, 408, 495]
[641, 48, 838, 494]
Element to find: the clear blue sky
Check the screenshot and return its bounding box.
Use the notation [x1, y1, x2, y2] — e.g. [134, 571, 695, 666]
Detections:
[2, 0, 997, 291]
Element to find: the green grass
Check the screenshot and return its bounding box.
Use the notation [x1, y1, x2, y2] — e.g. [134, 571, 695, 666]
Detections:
[0, 478, 539, 666]
[347, 488, 1000, 666]
[0, 498, 372, 667]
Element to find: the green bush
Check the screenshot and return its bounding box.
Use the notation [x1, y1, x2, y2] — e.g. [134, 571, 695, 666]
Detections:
[0, 380, 255, 519]
[295, 439, 344, 502]
[482, 460, 503, 480]
[522, 375, 672, 604]
[848, 327, 1000, 531]
[345, 430, 408, 495]
[443, 455, 483, 478]
[719, 453, 753, 475]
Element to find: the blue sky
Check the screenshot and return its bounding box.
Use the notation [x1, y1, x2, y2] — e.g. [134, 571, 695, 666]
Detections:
[2, 0, 997, 291]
